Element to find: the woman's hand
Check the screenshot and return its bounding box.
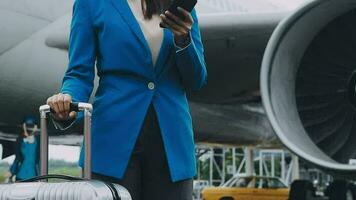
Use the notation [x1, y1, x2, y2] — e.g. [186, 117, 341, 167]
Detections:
[46, 93, 77, 121]
[4, 171, 12, 178]
[160, 7, 193, 45]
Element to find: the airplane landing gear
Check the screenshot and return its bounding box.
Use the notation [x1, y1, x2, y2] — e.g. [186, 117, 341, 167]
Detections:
[325, 180, 355, 200]
[289, 179, 356, 200]
[289, 180, 318, 200]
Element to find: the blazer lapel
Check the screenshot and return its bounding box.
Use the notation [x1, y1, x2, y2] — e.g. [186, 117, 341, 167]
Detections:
[110, 0, 150, 54]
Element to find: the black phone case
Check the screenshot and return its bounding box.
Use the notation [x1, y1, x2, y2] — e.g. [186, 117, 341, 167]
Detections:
[167, 0, 197, 20]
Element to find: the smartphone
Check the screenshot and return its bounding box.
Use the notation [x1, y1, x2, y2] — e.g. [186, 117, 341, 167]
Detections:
[167, 0, 197, 20]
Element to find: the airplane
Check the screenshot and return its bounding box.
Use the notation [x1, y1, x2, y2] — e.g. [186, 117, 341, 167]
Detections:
[1, 0, 356, 193]
[0, 0, 296, 156]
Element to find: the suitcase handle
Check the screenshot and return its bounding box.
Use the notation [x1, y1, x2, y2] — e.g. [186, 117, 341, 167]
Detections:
[48, 102, 80, 113]
[39, 102, 93, 179]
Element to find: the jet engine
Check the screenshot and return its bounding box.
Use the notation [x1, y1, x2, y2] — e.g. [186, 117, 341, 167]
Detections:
[261, 0, 356, 175]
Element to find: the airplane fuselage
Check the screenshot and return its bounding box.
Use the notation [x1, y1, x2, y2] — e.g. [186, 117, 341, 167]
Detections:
[0, 0, 287, 147]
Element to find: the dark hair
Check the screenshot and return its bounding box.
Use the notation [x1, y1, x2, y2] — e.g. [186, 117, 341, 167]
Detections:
[142, 0, 171, 19]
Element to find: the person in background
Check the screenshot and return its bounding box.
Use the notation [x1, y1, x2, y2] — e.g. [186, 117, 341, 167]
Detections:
[6, 117, 40, 181]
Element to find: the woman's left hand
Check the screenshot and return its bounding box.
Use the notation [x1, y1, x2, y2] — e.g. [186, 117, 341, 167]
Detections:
[160, 7, 193, 42]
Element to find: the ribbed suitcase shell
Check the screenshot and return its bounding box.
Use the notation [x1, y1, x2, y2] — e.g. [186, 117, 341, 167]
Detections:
[0, 103, 132, 200]
[0, 181, 131, 200]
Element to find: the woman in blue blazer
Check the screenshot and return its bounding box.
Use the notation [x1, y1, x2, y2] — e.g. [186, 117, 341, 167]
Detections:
[47, 0, 207, 198]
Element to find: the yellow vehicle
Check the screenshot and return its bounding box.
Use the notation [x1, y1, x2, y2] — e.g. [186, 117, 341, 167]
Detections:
[201, 176, 290, 200]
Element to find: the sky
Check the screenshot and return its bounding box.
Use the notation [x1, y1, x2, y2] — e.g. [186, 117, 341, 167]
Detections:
[267, 0, 308, 9]
[196, 0, 309, 13]
[1, 145, 80, 164]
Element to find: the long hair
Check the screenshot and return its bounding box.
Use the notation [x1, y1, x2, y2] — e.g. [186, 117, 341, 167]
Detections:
[142, 0, 171, 19]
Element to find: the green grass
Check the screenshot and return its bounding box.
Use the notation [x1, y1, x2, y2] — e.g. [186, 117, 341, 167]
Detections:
[48, 167, 81, 177]
[0, 167, 7, 183]
[0, 161, 81, 183]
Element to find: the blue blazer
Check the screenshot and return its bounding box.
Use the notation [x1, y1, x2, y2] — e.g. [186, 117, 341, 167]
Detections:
[61, 0, 207, 182]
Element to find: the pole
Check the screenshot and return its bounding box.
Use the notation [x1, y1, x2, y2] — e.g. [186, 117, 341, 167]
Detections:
[291, 154, 300, 181]
[244, 147, 254, 176]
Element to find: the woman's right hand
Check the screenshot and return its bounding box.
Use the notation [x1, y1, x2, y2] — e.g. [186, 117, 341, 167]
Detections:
[4, 171, 12, 178]
[46, 93, 77, 121]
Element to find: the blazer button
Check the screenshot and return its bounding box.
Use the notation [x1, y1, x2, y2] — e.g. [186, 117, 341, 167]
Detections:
[148, 82, 155, 90]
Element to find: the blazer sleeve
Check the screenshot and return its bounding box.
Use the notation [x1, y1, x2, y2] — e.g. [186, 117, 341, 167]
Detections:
[35, 135, 40, 175]
[60, 0, 97, 103]
[174, 8, 207, 91]
[9, 137, 22, 175]
[9, 158, 19, 175]
[55, 0, 97, 129]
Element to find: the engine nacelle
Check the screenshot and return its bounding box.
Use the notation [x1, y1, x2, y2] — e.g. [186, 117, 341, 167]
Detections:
[261, 0, 356, 175]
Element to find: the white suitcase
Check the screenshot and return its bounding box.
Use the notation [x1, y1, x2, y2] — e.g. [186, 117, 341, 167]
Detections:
[0, 103, 132, 200]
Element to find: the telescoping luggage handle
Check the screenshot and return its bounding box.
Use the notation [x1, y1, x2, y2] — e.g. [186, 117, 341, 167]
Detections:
[39, 102, 93, 179]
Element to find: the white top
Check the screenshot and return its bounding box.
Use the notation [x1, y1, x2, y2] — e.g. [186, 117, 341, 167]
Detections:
[127, 0, 164, 66]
